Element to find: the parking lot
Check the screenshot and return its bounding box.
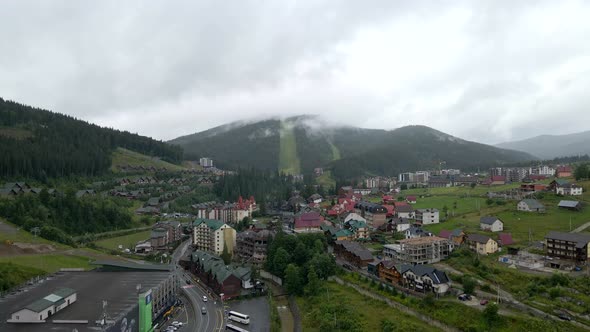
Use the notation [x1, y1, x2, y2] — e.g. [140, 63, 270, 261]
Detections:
[226, 297, 270, 332]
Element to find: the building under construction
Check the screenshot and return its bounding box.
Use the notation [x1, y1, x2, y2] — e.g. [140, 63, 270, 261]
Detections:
[383, 236, 454, 264]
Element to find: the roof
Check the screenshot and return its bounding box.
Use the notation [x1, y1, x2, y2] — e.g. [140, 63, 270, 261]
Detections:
[397, 236, 448, 245]
[294, 212, 324, 228]
[22, 288, 76, 313]
[193, 218, 226, 230]
[480, 216, 501, 225]
[491, 175, 506, 182]
[498, 233, 514, 246]
[0, 270, 172, 332]
[354, 201, 387, 213]
[396, 205, 414, 213]
[334, 229, 353, 238]
[335, 240, 373, 260]
[467, 233, 493, 244]
[406, 195, 417, 201]
[395, 264, 449, 284]
[346, 219, 367, 230]
[439, 230, 452, 239]
[558, 200, 580, 208]
[416, 208, 438, 213]
[520, 199, 544, 209]
[91, 259, 172, 271]
[545, 231, 590, 248]
[557, 166, 572, 172]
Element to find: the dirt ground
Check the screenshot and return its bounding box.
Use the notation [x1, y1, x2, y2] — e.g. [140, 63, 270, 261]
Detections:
[0, 242, 57, 256]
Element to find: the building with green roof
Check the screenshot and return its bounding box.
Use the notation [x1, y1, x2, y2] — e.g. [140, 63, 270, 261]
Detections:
[192, 218, 236, 256]
[8, 288, 77, 323]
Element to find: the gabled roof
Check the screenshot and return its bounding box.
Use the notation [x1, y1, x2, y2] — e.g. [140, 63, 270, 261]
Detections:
[396, 205, 414, 213]
[395, 264, 449, 284]
[480, 216, 501, 225]
[406, 195, 417, 201]
[520, 199, 544, 209]
[467, 233, 493, 244]
[558, 200, 580, 208]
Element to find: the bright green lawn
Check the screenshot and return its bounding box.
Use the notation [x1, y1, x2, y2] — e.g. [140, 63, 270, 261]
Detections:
[95, 230, 151, 251]
[0, 254, 93, 273]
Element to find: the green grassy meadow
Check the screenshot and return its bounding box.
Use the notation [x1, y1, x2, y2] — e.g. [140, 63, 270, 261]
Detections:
[297, 281, 439, 332]
[0, 254, 93, 273]
[94, 230, 151, 251]
[111, 147, 185, 172]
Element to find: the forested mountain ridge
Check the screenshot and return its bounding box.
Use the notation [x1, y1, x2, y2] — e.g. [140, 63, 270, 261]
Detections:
[495, 130, 590, 159]
[0, 98, 183, 179]
[171, 117, 535, 179]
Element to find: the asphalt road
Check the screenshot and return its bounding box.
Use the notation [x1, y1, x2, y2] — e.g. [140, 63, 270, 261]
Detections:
[173, 241, 225, 332]
[226, 297, 271, 332]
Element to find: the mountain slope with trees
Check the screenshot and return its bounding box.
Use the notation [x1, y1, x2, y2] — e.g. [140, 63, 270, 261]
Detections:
[0, 98, 183, 179]
[172, 117, 535, 179]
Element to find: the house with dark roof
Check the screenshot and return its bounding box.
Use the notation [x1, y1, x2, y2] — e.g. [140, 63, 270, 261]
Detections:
[7, 288, 77, 323]
[395, 204, 414, 219]
[75, 189, 95, 198]
[390, 217, 412, 233]
[344, 218, 369, 239]
[480, 216, 503, 232]
[558, 200, 582, 211]
[406, 195, 417, 204]
[405, 226, 433, 239]
[397, 264, 451, 294]
[438, 229, 466, 245]
[517, 199, 545, 213]
[545, 231, 590, 263]
[333, 240, 374, 267]
[191, 251, 243, 299]
[466, 234, 498, 255]
[354, 201, 387, 228]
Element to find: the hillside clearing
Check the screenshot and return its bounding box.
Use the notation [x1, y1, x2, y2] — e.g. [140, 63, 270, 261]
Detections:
[95, 230, 151, 251]
[0, 254, 93, 273]
[278, 121, 301, 175]
[111, 147, 185, 172]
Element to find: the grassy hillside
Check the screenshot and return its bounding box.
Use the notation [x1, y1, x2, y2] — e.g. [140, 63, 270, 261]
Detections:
[414, 180, 590, 244]
[111, 147, 186, 172]
[278, 122, 301, 175]
[0, 97, 183, 179]
[94, 230, 151, 251]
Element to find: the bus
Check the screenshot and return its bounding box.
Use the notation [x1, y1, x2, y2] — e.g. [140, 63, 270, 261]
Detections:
[228, 311, 250, 324]
[226, 323, 249, 332]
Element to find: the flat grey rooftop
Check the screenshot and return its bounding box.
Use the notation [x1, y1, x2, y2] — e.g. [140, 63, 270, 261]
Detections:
[0, 271, 171, 332]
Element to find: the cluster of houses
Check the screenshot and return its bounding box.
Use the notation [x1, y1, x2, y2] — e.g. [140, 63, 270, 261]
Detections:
[191, 196, 258, 224]
[135, 220, 185, 253]
[0, 182, 61, 197]
[116, 164, 170, 172]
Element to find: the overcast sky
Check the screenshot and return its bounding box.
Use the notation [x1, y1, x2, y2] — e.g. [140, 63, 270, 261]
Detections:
[1, 1, 590, 144]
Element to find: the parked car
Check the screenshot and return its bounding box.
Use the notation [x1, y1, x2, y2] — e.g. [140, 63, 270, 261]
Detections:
[202, 295, 208, 302]
[458, 294, 472, 301]
[558, 313, 572, 321]
[480, 299, 488, 305]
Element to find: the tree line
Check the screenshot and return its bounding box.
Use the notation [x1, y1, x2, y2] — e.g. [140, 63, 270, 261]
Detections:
[0, 191, 134, 245]
[0, 98, 183, 180]
[265, 232, 337, 296]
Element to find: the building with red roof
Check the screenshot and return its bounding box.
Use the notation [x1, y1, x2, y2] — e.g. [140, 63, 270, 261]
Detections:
[406, 195, 417, 204]
[294, 212, 325, 233]
[556, 166, 573, 178]
[498, 233, 514, 246]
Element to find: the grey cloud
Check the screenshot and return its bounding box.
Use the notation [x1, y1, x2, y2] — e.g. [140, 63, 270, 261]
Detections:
[0, 1, 589, 143]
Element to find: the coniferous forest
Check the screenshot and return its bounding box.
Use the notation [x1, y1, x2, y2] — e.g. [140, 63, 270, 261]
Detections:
[0, 98, 183, 179]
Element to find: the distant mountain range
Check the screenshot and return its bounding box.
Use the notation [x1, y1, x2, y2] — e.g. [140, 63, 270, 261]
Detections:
[495, 130, 590, 160]
[171, 116, 535, 179]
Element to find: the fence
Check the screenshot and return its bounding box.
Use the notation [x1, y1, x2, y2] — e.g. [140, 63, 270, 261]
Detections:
[260, 270, 282, 286]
